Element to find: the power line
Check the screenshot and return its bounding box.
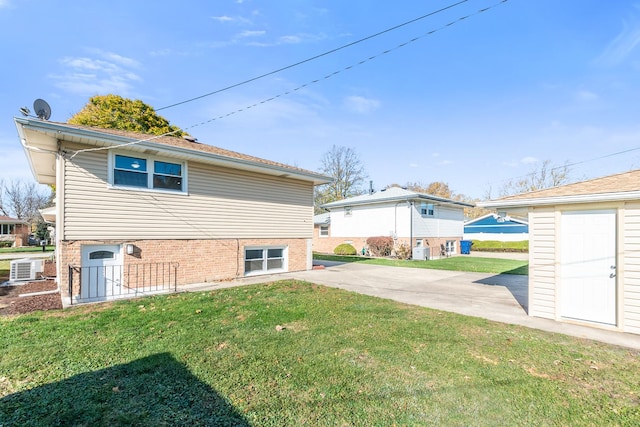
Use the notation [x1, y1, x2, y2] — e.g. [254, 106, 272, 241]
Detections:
[156, 0, 471, 111]
[69, 0, 509, 159]
[176, 0, 509, 132]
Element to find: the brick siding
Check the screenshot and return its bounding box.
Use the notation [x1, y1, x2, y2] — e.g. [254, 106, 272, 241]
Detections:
[59, 238, 309, 299]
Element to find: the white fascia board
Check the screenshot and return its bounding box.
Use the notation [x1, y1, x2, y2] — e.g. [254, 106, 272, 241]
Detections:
[478, 191, 640, 209]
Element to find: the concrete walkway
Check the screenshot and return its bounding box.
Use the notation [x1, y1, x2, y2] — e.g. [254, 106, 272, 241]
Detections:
[0, 251, 54, 260]
[181, 261, 640, 350]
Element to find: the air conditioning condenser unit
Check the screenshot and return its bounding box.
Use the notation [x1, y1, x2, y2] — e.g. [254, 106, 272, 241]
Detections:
[9, 258, 44, 282]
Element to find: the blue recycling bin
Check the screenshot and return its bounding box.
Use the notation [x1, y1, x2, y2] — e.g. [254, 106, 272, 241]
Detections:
[460, 240, 472, 255]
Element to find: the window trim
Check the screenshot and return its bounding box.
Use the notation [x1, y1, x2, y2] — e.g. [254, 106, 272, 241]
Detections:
[108, 151, 188, 194]
[244, 245, 288, 276]
[319, 225, 329, 237]
[0, 224, 15, 235]
[420, 202, 435, 217]
[445, 240, 456, 255]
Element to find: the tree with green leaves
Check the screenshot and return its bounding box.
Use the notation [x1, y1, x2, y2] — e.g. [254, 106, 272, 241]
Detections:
[68, 95, 186, 137]
[314, 145, 367, 213]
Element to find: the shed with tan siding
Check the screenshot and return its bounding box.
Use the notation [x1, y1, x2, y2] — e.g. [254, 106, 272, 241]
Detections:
[479, 170, 640, 335]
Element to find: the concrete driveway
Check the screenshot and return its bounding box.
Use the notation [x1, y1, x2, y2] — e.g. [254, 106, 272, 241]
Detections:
[291, 261, 528, 324]
[285, 261, 640, 350]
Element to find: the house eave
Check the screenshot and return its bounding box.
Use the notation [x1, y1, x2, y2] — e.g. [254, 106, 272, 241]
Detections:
[321, 194, 473, 210]
[14, 117, 332, 185]
[478, 191, 640, 210]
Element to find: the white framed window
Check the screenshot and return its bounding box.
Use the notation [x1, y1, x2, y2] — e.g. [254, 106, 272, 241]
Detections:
[344, 206, 352, 216]
[421, 202, 434, 216]
[445, 240, 456, 255]
[110, 152, 186, 192]
[415, 239, 423, 247]
[0, 224, 15, 235]
[244, 246, 287, 276]
[319, 225, 329, 237]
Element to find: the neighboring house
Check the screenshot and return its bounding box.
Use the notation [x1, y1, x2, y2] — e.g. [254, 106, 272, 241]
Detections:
[313, 212, 331, 250]
[463, 213, 529, 242]
[479, 169, 640, 335]
[16, 117, 330, 304]
[316, 187, 473, 258]
[0, 215, 29, 247]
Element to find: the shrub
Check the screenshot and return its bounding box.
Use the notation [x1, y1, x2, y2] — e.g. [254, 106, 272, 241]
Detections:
[366, 236, 394, 257]
[334, 243, 357, 256]
[394, 243, 412, 260]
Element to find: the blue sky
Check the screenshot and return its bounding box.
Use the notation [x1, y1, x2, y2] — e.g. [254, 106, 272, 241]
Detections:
[2, 0, 640, 199]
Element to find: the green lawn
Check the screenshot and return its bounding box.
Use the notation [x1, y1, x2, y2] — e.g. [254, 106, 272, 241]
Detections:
[314, 253, 529, 275]
[1, 280, 638, 426]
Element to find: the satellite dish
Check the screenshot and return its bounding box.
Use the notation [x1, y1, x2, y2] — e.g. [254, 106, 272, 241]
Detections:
[33, 99, 51, 120]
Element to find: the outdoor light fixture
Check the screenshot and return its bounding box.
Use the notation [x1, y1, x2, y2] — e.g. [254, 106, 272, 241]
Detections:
[126, 244, 134, 255]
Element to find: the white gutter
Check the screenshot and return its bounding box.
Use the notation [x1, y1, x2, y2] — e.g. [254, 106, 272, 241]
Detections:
[478, 190, 640, 209]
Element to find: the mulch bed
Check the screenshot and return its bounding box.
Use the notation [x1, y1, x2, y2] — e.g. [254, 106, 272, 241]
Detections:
[0, 280, 62, 316]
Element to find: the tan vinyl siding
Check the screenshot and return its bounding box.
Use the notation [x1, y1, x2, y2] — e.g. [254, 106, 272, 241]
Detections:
[63, 148, 314, 240]
[623, 204, 640, 334]
[528, 209, 556, 319]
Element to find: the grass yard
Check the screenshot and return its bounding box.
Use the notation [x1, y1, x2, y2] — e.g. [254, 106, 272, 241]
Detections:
[1, 280, 639, 426]
[314, 253, 529, 275]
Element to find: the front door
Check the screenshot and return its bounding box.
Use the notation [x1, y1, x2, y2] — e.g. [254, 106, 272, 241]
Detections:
[560, 210, 616, 325]
[81, 245, 123, 300]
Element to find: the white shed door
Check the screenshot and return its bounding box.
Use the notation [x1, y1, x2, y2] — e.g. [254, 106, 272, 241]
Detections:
[560, 210, 616, 325]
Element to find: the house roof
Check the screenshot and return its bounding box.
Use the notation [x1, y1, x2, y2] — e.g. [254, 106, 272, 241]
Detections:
[0, 215, 26, 224]
[14, 118, 332, 186]
[479, 169, 640, 210]
[464, 213, 528, 227]
[320, 186, 474, 209]
[313, 213, 330, 225]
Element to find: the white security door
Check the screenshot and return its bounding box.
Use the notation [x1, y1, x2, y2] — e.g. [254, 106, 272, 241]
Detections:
[560, 210, 616, 325]
[81, 245, 123, 300]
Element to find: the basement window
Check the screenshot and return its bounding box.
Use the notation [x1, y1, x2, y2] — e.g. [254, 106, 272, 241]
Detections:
[244, 246, 287, 276]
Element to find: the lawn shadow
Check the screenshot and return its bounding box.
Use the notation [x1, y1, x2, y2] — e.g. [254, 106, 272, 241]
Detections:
[474, 273, 529, 313]
[0, 352, 250, 426]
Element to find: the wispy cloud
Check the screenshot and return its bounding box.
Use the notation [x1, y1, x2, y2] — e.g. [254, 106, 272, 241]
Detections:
[521, 156, 539, 164]
[49, 50, 142, 96]
[576, 89, 599, 102]
[343, 95, 381, 114]
[244, 32, 327, 47]
[237, 30, 266, 38]
[596, 13, 640, 66]
[211, 14, 252, 25]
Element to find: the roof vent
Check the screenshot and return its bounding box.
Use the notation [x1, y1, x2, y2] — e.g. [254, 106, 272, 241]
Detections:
[183, 135, 198, 143]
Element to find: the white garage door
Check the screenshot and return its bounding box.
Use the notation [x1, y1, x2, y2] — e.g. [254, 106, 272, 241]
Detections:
[560, 210, 616, 325]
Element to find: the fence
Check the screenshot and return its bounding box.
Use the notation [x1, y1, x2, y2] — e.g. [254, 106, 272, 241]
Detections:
[68, 262, 179, 304]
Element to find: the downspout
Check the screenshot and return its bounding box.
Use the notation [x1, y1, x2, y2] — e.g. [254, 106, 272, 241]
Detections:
[409, 200, 413, 248]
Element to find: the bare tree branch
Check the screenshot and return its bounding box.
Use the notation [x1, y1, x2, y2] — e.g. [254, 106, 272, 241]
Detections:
[314, 145, 367, 213]
[0, 179, 53, 224]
